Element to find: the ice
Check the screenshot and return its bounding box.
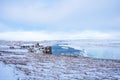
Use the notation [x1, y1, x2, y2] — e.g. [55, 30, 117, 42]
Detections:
[61, 39, 120, 59]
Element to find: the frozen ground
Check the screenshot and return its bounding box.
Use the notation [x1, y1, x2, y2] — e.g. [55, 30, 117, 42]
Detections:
[0, 62, 18, 80]
[0, 40, 120, 80]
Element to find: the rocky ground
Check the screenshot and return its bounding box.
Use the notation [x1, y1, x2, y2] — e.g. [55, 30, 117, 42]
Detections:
[0, 49, 120, 80]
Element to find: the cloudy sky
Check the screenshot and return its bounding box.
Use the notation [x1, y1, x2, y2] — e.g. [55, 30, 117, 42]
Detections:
[0, 0, 120, 41]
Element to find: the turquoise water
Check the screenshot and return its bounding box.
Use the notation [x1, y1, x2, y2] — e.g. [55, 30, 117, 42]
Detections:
[52, 45, 83, 56]
[52, 45, 120, 59]
[84, 46, 120, 59]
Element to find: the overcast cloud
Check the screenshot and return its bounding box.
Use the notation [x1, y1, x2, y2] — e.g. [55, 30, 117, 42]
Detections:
[0, 0, 120, 40]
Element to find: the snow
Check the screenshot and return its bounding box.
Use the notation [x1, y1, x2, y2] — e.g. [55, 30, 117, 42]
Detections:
[0, 45, 10, 50]
[0, 62, 17, 80]
[0, 40, 120, 80]
[5, 49, 28, 53]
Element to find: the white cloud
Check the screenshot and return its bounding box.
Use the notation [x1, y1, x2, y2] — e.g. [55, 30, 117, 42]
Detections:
[0, 0, 119, 34]
[0, 31, 118, 41]
[0, 31, 51, 41]
[1, 0, 82, 24]
[1, 0, 117, 24]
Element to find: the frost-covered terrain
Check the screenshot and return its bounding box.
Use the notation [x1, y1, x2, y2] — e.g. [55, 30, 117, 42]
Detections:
[0, 40, 120, 80]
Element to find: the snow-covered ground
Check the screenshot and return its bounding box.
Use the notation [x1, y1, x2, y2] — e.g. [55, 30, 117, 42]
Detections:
[0, 62, 18, 80]
[0, 40, 120, 80]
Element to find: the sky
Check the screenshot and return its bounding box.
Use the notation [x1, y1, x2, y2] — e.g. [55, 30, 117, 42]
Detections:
[0, 0, 120, 41]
